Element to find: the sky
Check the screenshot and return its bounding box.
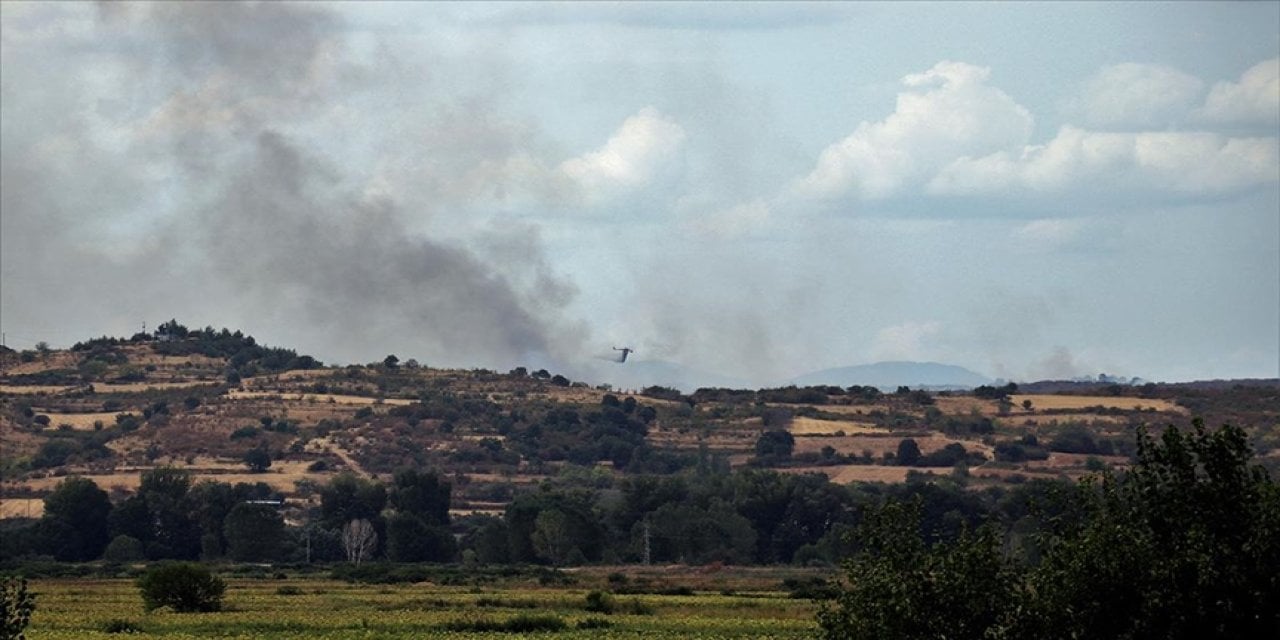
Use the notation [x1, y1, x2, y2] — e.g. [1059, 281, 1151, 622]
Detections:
[1, 1, 1278, 385]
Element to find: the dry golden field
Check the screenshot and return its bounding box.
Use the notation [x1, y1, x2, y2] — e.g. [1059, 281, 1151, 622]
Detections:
[787, 416, 885, 436]
[34, 411, 119, 431]
[226, 391, 416, 406]
[1010, 394, 1184, 413]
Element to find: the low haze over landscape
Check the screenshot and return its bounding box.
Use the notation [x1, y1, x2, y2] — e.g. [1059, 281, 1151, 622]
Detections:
[2, 1, 1277, 386]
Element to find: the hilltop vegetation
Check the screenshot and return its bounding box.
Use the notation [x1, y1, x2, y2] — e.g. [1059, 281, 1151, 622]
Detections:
[1, 322, 1277, 570]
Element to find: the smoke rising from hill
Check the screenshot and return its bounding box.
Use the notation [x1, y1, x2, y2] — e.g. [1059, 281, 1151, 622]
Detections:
[1, 2, 582, 368]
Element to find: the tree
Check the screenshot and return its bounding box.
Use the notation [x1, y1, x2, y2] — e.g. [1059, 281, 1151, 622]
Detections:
[137, 563, 225, 613]
[40, 476, 112, 561]
[388, 468, 451, 526]
[817, 499, 1020, 640]
[531, 509, 575, 565]
[465, 516, 511, 564]
[103, 535, 146, 562]
[1016, 421, 1280, 639]
[136, 467, 200, 559]
[243, 447, 272, 472]
[320, 473, 386, 529]
[819, 421, 1280, 639]
[382, 354, 400, 369]
[223, 503, 284, 562]
[386, 513, 456, 562]
[895, 438, 922, 466]
[342, 519, 377, 566]
[1, 577, 35, 640]
[755, 430, 796, 461]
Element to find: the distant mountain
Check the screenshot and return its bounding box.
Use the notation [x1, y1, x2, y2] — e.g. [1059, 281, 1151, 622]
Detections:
[789, 361, 992, 390]
[589, 360, 752, 393]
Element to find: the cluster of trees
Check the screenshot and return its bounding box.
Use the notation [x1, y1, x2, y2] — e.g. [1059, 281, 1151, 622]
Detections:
[0, 469, 289, 563]
[504, 397, 659, 470]
[69, 320, 321, 383]
[820, 421, 1280, 639]
[2, 462, 1065, 569]
[458, 466, 1054, 567]
[0, 468, 456, 567]
[891, 438, 985, 468]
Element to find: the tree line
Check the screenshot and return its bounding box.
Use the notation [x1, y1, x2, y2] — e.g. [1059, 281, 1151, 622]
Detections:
[2, 460, 1120, 569]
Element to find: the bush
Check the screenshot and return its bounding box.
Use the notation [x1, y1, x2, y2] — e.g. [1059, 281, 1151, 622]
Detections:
[230, 426, 260, 440]
[275, 585, 303, 596]
[102, 618, 143, 634]
[576, 617, 613, 629]
[441, 614, 567, 633]
[103, 535, 145, 563]
[1, 577, 36, 640]
[136, 563, 225, 613]
[584, 590, 615, 614]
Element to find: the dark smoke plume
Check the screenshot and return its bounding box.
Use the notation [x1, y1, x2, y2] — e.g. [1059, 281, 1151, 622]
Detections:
[1, 1, 582, 367]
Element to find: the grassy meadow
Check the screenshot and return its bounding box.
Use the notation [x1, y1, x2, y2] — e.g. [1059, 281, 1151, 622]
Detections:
[23, 573, 819, 639]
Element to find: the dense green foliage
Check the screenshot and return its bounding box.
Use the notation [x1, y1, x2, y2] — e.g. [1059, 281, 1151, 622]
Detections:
[38, 477, 112, 561]
[819, 421, 1280, 640]
[136, 563, 225, 613]
[0, 577, 35, 640]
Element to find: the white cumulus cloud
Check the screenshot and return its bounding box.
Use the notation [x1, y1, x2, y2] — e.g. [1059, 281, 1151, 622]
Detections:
[1077, 62, 1203, 127]
[1198, 58, 1280, 125]
[931, 126, 1279, 196]
[558, 106, 686, 202]
[793, 61, 1032, 200]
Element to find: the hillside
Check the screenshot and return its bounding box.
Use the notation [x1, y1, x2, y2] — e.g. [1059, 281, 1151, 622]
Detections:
[2, 324, 1277, 554]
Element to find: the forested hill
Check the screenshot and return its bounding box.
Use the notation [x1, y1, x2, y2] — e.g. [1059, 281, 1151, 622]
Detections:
[1, 322, 1277, 569]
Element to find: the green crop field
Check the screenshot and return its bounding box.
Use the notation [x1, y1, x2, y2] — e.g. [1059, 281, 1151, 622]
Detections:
[23, 577, 819, 639]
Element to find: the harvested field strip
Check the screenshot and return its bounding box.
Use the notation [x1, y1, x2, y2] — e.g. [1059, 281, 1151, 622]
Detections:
[0, 498, 42, 519]
[789, 416, 885, 435]
[780, 465, 938, 484]
[35, 412, 119, 430]
[1010, 394, 1184, 413]
[792, 433, 987, 457]
[778, 403, 893, 416]
[227, 391, 414, 406]
[12, 459, 328, 495]
[95, 381, 219, 392]
[0, 385, 75, 395]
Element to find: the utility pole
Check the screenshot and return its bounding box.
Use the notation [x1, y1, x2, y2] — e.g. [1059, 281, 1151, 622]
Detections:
[642, 518, 651, 566]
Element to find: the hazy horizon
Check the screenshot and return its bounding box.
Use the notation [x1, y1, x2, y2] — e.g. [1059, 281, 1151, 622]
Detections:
[3, 1, 1277, 384]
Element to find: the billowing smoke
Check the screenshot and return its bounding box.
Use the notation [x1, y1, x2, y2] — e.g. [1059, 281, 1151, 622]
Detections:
[1, 2, 582, 368]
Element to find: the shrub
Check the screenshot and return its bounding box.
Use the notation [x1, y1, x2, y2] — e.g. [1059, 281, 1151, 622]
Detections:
[620, 598, 655, 615]
[1, 577, 36, 640]
[137, 563, 225, 613]
[230, 426, 260, 440]
[103, 535, 145, 563]
[441, 614, 567, 633]
[576, 617, 613, 629]
[583, 590, 615, 614]
[101, 618, 143, 634]
[275, 585, 303, 596]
